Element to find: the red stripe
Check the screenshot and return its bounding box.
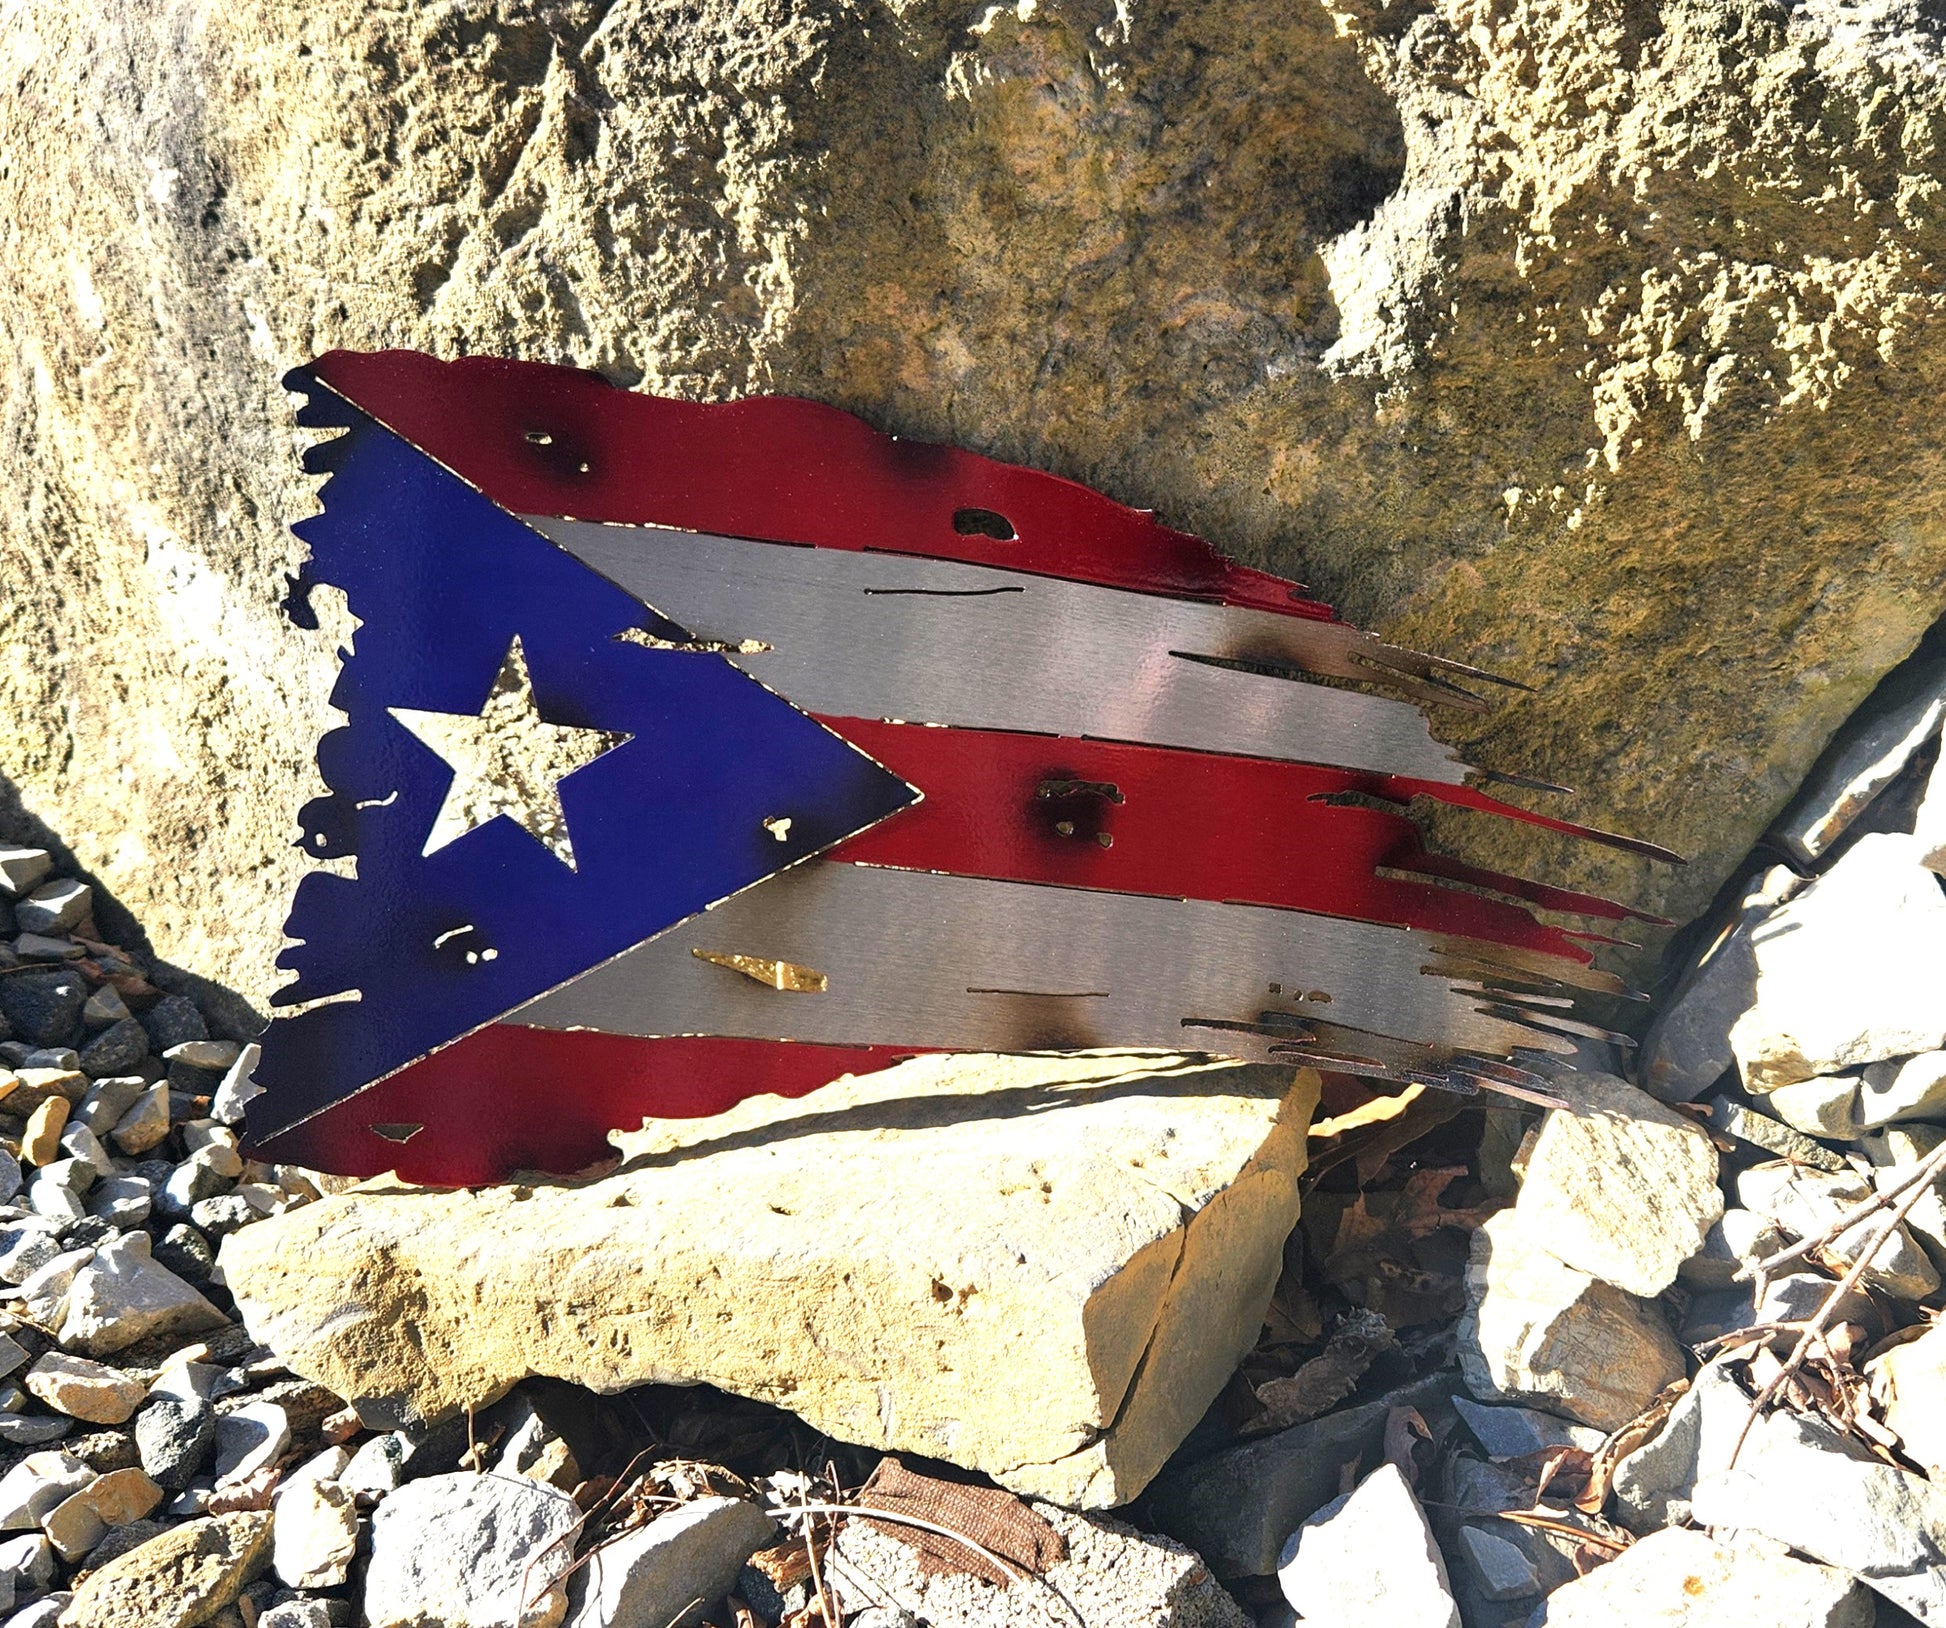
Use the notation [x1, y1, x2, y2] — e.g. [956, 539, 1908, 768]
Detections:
[305, 350, 1338, 620]
[820, 719, 1636, 957]
[245, 1028, 920, 1185]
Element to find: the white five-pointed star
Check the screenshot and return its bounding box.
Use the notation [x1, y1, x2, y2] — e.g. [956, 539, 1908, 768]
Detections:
[389, 637, 630, 870]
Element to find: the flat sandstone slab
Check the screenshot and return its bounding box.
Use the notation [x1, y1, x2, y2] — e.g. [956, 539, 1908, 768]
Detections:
[222, 1052, 1318, 1507]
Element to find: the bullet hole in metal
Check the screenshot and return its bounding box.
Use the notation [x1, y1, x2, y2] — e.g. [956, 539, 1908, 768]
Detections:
[952, 507, 1017, 541]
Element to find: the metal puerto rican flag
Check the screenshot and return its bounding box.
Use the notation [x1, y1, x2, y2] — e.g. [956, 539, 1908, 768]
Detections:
[250, 350, 1676, 1184]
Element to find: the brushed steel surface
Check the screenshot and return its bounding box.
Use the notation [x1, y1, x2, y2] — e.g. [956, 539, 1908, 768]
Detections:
[509, 861, 1574, 1062]
[529, 517, 1471, 784]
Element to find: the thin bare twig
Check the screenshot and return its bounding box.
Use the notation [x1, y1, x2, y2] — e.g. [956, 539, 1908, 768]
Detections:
[1740, 1139, 1946, 1281]
[1730, 1143, 1946, 1469]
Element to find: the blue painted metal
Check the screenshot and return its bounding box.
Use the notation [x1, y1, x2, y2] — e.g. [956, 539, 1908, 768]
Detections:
[253, 373, 920, 1144]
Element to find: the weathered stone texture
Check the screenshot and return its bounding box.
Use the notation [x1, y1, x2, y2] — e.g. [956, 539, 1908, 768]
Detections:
[8, 0, 1946, 990]
[220, 1051, 1319, 1508]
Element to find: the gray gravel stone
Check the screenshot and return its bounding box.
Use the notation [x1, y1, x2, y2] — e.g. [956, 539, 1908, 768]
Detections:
[2, 1594, 68, 1628]
[1147, 1374, 1457, 1578]
[190, 1195, 256, 1238]
[0, 975, 86, 1050]
[56, 1231, 226, 1356]
[77, 988, 127, 1033]
[0, 1534, 54, 1604]
[213, 1401, 289, 1486]
[0, 855, 51, 902]
[72, 1077, 146, 1136]
[152, 1223, 214, 1283]
[1449, 1396, 1603, 1461]
[1705, 1095, 1847, 1171]
[363, 1472, 580, 1628]
[81, 1516, 170, 1570]
[1638, 867, 1796, 1102]
[1455, 1525, 1540, 1603]
[339, 1432, 408, 1503]
[86, 1177, 151, 1229]
[137, 1396, 217, 1490]
[0, 1419, 71, 1449]
[159, 1157, 231, 1217]
[76, 1020, 146, 1081]
[107, 1087, 170, 1157]
[138, 995, 206, 1053]
[13, 883, 89, 938]
[0, 1225, 62, 1286]
[1737, 1161, 1940, 1299]
[0, 1452, 93, 1530]
[55, 1124, 112, 1180]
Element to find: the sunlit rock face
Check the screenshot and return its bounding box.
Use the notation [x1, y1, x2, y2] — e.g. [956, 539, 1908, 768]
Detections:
[7, 0, 1946, 999]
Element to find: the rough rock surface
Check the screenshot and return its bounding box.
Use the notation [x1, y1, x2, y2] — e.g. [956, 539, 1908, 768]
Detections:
[1503, 1072, 1721, 1297]
[1457, 1211, 1686, 1431]
[828, 1497, 1248, 1628]
[14, 0, 1946, 993]
[364, 1472, 580, 1628]
[59, 1511, 272, 1628]
[1533, 1527, 1870, 1628]
[223, 1052, 1319, 1507]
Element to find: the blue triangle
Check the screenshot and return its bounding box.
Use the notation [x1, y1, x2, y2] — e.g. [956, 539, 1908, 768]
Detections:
[253, 375, 918, 1141]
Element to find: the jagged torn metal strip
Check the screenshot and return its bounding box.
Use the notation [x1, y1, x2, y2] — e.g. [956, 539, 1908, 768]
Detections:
[528, 517, 1476, 785]
[508, 861, 1581, 1067]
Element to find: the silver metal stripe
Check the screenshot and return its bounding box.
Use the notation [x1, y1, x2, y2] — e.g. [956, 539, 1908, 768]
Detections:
[525, 518, 1470, 785]
[508, 862, 1570, 1062]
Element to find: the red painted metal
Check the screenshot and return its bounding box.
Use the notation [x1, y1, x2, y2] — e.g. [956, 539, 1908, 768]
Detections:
[305, 350, 1340, 619]
[249, 1028, 920, 1185]
[818, 719, 1629, 959]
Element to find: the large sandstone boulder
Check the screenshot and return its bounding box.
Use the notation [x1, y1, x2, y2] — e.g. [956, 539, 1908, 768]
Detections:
[9, 0, 1946, 996]
[219, 1051, 1319, 1507]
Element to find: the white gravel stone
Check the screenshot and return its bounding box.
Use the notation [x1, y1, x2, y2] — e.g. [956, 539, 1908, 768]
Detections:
[1532, 1526, 1869, 1626]
[1507, 1072, 1722, 1296]
[209, 1045, 262, 1129]
[1729, 834, 1946, 1090]
[564, 1495, 776, 1628]
[1278, 1463, 1457, 1627]
[1457, 1210, 1685, 1431]
[272, 1473, 359, 1589]
[363, 1471, 581, 1628]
